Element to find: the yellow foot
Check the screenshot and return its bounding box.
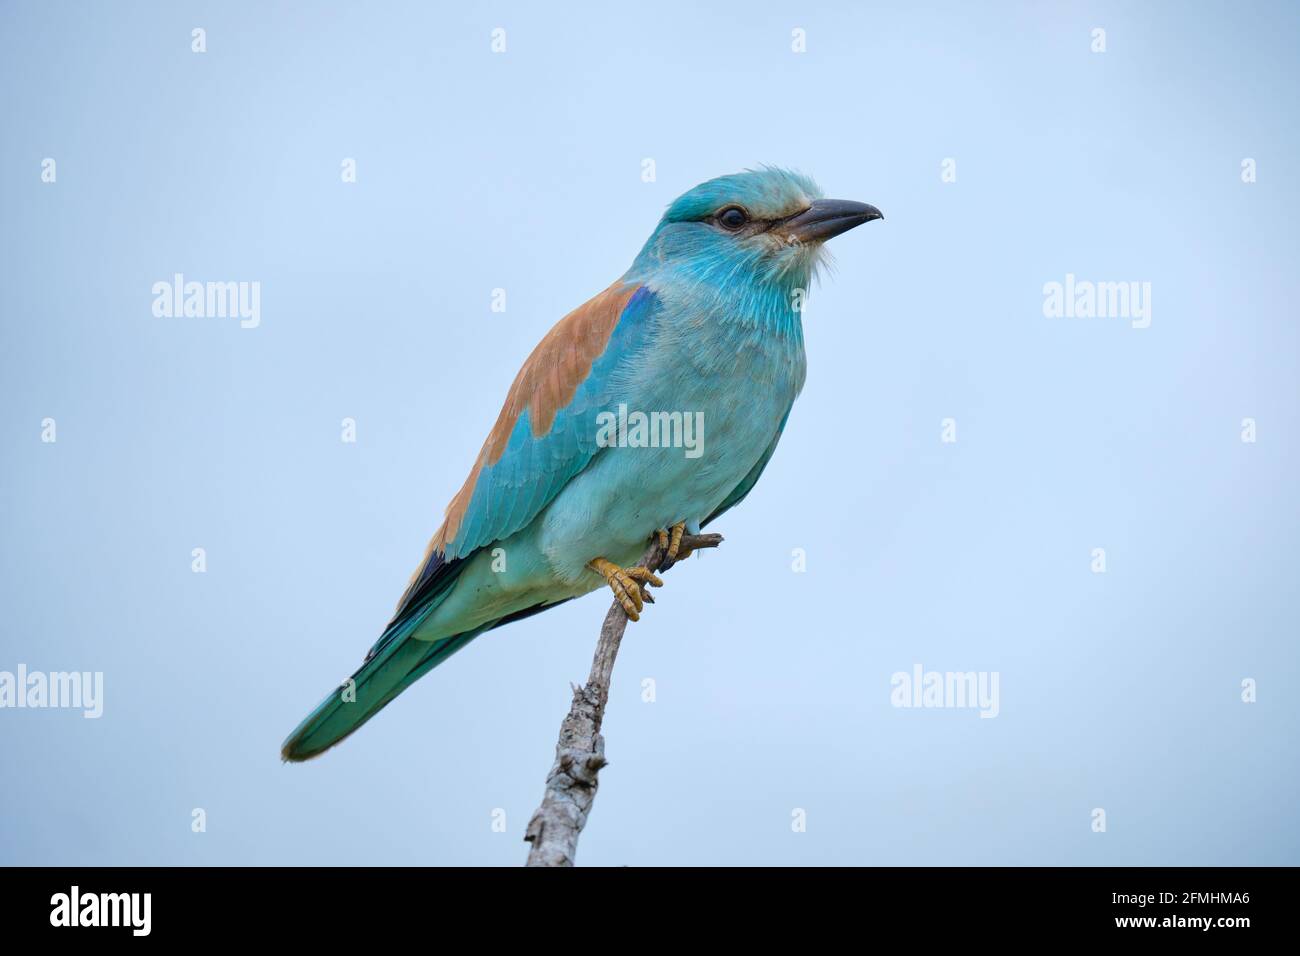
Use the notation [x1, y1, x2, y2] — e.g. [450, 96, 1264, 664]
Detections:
[588, 557, 663, 622]
[655, 522, 692, 562]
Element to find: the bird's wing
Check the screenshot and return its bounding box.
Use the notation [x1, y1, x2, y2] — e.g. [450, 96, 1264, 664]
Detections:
[702, 408, 791, 527]
[391, 280, 659, 621]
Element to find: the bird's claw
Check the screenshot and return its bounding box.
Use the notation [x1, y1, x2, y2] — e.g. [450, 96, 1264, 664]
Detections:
[588, 557, 663, 622]
[655, 522, 692, 563]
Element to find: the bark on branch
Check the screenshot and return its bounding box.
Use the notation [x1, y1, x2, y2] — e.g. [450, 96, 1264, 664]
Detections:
[523, 531, 724, 867]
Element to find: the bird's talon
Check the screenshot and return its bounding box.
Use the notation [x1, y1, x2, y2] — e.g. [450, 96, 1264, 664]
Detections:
[655, 522, 696, 561]
[624, 566, 664, 588]
[588, 557, 663, 621]
[668, 522, 685, 561]
[655, 522, 690, 562]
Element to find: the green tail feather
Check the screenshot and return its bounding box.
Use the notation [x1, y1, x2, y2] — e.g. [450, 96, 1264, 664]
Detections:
[283, 544, 480, 762]
[280, 626, 485, 762]
[281, 549, 566, 762]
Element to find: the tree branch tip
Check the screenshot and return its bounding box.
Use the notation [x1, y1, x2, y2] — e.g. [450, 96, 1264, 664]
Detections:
[526, 527, 727, 866]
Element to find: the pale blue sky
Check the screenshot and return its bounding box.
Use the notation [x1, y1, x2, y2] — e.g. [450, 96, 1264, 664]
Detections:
[1, 0, 1296, 865]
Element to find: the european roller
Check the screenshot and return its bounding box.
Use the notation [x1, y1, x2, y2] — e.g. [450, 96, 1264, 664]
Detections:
[282, 168, 881, 760]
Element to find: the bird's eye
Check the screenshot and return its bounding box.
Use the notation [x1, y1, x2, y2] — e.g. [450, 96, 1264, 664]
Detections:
[717, 206, 749, 230]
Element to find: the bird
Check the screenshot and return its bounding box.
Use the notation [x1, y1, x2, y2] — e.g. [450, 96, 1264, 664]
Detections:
[282, 168, 881, 761]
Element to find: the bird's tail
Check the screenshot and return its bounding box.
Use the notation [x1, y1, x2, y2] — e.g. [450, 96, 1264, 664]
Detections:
[281, 547, 569, 761]
[280, 625, 485, 762]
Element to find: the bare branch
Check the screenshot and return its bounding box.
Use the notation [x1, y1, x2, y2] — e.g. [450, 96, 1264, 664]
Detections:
[523, 532, 724, 867]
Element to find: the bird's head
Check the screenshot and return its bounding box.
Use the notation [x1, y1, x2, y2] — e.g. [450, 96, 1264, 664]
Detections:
[629, 167, 882, 293]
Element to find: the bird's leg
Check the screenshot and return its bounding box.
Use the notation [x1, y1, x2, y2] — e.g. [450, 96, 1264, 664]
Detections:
[655, 522, 693, 562]
[587, 557, 663, 622]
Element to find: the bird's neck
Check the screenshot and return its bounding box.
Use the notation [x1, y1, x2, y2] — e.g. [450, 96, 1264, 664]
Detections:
[628, 260, 811, 345]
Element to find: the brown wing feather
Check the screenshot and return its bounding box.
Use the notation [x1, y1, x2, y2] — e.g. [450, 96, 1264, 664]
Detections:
[393, 280, 641, 614]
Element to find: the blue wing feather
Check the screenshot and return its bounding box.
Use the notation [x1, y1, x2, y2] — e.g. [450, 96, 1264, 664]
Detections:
[442, 285, 659, 559]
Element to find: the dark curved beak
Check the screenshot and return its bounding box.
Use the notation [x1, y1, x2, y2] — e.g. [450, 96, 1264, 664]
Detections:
[784, 199, 883, 243]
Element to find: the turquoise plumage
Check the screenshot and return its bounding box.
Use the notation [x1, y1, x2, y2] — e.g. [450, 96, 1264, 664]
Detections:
[282, 168, 881, 760]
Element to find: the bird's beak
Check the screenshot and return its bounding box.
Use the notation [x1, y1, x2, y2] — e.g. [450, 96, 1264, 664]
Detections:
[783, 199, 883, 244]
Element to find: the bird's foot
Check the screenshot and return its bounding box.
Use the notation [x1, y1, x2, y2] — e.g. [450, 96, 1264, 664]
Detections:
[655, 522, 693, 562]
[588, 557, 663, 622]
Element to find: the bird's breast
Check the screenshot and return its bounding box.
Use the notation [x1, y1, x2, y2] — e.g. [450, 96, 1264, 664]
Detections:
[623, 307, 805, 493]
[533, 289, 808, 580]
